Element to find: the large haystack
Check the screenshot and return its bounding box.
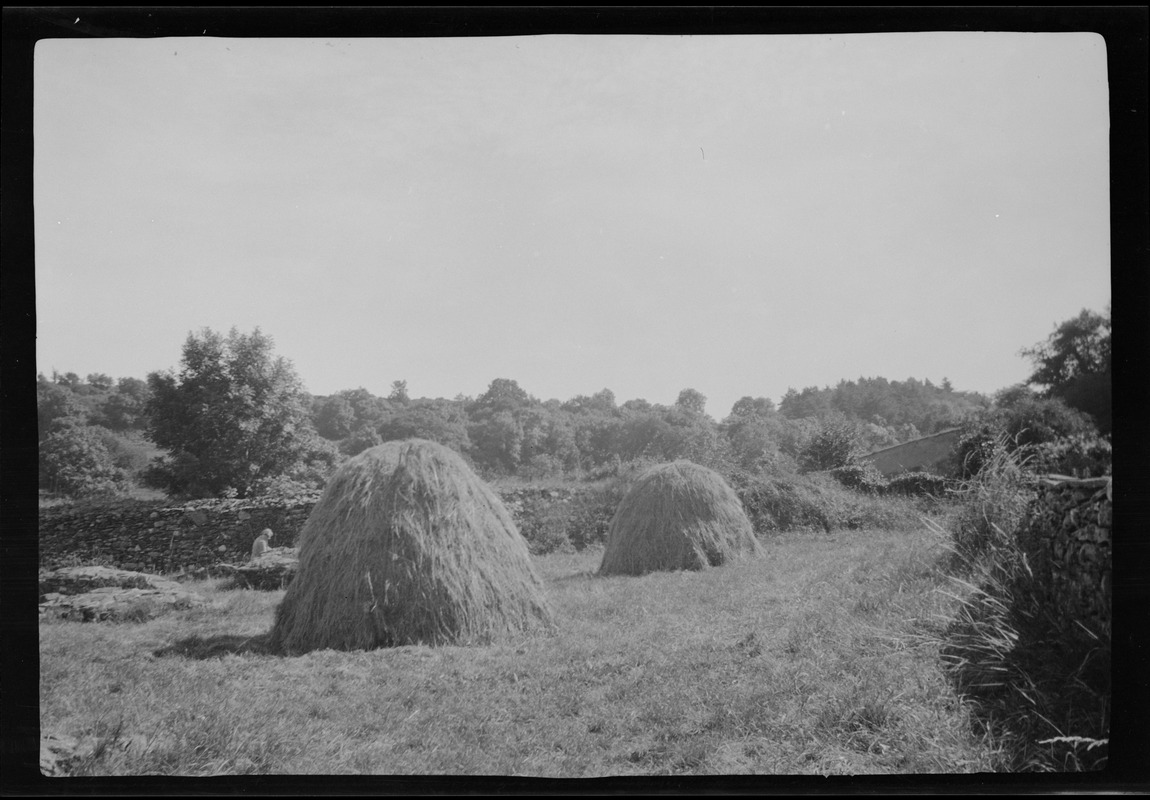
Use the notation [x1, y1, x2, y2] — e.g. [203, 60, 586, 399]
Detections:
[598, 460, 761, 576]
[269, 439, 553, 654]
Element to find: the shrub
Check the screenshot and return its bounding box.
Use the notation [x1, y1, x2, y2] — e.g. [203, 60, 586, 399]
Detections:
[514, 495, 576, 555]
[736, 471, 921, 535]
[735, 474, 832, 534]
[798, 414, 862, 473]
[828, 461, 889, 494]
[948, 424, 1001, 480]
[562, 486, 625, 550]
[39, 423, 130, 499]
[1022, 435, 1111, 479]
[886, 470, 951, 498]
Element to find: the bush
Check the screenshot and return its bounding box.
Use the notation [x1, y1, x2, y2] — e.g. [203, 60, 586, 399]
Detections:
[39, 423, 130, 499]
[948, 424, 1001, 480]
[735, 472, 918, 535]
[735, 475, 826, 534]
[514, 496, 575, 555]
[828, 461, 888, 494]
[1022, 435, 1111, 479]
[798, 415, 862, 473]
[511, 482, 628, 556]
[886, 470, 951, 498]
[950, 397, 1099, 481]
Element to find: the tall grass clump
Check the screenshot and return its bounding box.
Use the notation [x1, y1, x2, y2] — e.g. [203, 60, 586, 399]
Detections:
[599, 460, 760, 576]
[269, 439, 553, 654]
[946, 434, 1035, 567]
[935, 436, 1110, 772]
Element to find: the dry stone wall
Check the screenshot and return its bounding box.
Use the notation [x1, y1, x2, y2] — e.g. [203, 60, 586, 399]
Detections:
[1018, 475, 1113, 639]
[38, 488, 587, 573]
[39, 494, 322, 573]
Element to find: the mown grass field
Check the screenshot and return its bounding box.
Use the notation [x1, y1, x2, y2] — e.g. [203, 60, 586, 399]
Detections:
[39, 522, 1005, 778]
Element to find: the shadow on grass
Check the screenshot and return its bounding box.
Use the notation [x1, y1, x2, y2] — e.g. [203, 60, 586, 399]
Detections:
[154, 631, 278, 659]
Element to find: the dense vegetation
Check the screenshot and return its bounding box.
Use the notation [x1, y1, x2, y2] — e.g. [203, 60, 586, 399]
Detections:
[39, 309, 1110, 506]
[38, 341, 994, 502]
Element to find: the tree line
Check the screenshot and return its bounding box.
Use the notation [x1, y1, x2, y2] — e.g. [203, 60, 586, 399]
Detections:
[37, 306, 1111, 500]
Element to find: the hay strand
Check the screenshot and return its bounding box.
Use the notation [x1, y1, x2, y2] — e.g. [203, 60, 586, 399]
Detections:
[599, 460, 761, 576]
[269, 439, 553, 653]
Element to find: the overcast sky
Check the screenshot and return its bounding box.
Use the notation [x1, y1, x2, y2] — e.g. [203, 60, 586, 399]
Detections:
[34, 32, 1110, 418]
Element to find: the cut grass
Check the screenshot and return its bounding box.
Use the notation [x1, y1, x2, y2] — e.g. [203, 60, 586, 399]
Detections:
[39, 526, 997, 777]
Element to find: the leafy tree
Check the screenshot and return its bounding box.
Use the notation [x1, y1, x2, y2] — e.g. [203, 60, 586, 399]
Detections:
[572, 412, 624, 468]
[251, 433, 342, 497]
[472, 378, 531, 416]
[1000, 395, 1097, 450]
[37, 377, 84, 440]
[779, 386, 831, 420]
[467, 379, 547, 473]
[562, 388, 617, 416]
[469, 410, 525, 474]
[341, 387, 394, 428]
[950, 391, 1099, 479]
[57, 371, 82, 389]
[339, 425, 383, 458]
[313, 394, 356, 440]
[311, 387, 394, 444]
[621, 397, 653, 414]
[95, 377, 151, 431]
[143, 327, 317, 498]
[39, 421, 129, 497]
[537, 412, 581, 472]
[648, 404, 727, 467]
[86, 373, 114, 391]
[675, 387, 708, 416]
[1021, 306, 1111, 433]
[377, 400, 471, 454]
[798, 413, 862, 472]
[720, 397, 789, 473]
[388, 379, 410, 405]
[780, 377, 986, 435]
[729, 396, 776, 419]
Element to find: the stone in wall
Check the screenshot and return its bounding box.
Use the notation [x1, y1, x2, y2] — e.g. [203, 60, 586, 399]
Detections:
[1017, 476, 1112, 640]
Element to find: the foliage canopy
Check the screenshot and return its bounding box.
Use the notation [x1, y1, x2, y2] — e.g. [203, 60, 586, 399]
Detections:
[143, 327, 318, 498]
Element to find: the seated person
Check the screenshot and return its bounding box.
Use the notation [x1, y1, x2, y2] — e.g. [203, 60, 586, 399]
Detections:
[251, 529, 274, 559]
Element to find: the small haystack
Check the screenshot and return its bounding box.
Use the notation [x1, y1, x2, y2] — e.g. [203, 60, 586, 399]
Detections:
[599, 460, 761, 576]
[269, 439, 553, 654]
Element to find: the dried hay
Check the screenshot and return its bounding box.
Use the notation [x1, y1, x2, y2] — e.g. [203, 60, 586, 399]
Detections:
[269, 439, 553, 653]
[598, 460, 761, 576]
